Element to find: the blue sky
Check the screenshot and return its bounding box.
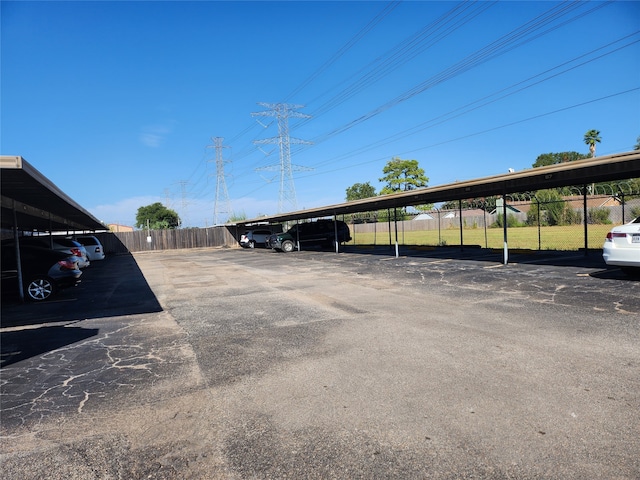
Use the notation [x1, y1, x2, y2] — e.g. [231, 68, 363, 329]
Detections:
[2, 1, 639, 228]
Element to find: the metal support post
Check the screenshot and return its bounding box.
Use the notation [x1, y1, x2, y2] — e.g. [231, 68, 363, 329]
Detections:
[502, 195, 508, 265]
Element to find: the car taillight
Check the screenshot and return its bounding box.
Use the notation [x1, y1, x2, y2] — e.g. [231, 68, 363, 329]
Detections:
[70, 247, 82, 256]
[606, 232, 627, 241]
[58, 259, 77, 270]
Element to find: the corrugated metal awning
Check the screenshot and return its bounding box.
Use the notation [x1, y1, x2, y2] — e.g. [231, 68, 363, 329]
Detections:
[235, 151, 640, 226]
[1, 155, 107, 232]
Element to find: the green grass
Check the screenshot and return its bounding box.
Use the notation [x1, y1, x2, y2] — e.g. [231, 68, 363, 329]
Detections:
[347, 224, 613, 251]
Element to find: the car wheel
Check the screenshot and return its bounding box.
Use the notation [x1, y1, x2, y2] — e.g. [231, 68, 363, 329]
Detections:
[25, 276, 56, 302]
[281, 240, 295, 253]
[249, 240, 256, 249]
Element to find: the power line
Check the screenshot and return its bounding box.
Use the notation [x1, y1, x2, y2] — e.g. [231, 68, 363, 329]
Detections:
[294, 0, 496, 126]
[290, 87, 640, 183]
[282, 0, 402, 104]
[304, 31, 640, 171]
[303, 1, 607, 145]
[183, 1, 628, 219]
[187, 1, 400, 186]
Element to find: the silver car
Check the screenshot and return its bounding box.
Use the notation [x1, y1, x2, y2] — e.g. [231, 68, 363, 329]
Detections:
[76, 235, 106, 261]
[18, 236, 91, 268]
[239, 229, 273, 248]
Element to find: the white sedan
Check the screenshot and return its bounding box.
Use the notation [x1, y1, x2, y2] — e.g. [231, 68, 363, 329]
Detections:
[603, 217, 640, 275]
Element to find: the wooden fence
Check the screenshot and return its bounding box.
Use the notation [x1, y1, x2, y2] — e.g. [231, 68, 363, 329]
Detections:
[94, 226, 240, 254]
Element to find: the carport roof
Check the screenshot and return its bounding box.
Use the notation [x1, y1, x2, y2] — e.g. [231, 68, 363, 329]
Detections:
[1, 155, 107, 232]
[236, 151, 640, 226]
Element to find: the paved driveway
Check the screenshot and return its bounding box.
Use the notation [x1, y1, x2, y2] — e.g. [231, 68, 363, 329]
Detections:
[1, 247, 639, 479]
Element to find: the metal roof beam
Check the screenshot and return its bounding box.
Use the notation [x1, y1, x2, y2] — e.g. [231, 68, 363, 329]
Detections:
[234, 151, 640, 226]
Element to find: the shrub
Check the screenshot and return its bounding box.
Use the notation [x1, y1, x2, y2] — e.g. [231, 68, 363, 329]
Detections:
[565, 208, 582, 225]
[588, 207, 611, 224]
[493, 213, 522, 228]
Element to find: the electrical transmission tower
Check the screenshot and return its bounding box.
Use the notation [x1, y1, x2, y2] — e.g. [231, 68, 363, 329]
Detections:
[163, 188, 172, 208]
[251, 103, 312, 213]
[176, 180, 190, 227]
[207, 136, 233, 225]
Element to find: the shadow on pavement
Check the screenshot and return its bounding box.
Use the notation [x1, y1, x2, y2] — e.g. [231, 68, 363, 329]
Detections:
[1, 253, 162, 365]
[1, 253, 162, 327]
[341, 244, 640, 281]
[589, 268, 640, 281]
[1, 324, 99, 368]
[343, 244, 616, 268]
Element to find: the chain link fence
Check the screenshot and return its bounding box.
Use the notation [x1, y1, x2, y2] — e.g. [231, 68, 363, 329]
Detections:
[346, 188, 640, 252]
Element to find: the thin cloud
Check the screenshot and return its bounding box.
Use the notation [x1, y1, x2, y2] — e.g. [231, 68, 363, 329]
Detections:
[90, 195, 162, 227]
[139, 124, 172, 148]
[89, 195, 280, 229]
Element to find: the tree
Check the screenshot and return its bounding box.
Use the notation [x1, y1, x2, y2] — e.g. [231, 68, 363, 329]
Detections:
[228, 211, 247, 223]
[379, 157, 428, 194]
[583, 129, 601, 157]
[634, 135, 640, 151]
[412, 203, 435, 212]
[532, 151, 589, 168]
[346, 182, 376, 201]
[136, 202, 181, 230]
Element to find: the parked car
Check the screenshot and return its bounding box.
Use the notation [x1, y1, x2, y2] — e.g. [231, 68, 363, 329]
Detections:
[266, 220, 351, 252]
[1, 244, 82, 302]
[240, 229, 274, 248]
[76, 235, 106, 260]
[16, 236, 90, 268]
[603, 216, 640, 275]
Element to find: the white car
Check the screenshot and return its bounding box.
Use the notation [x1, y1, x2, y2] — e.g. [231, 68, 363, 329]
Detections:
[76, 235, 106, 261]
[603, 217, 640, 275]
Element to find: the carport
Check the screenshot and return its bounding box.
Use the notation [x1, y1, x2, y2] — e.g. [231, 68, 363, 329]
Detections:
[1, 155, 107, 301]
[236, 151, 640, 262]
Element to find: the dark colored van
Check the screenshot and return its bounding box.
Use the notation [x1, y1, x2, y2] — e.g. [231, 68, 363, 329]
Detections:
[265, 220, 351, 252]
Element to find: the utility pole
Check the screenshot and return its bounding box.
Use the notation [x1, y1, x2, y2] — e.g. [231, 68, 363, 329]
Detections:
[207, 137, 233, 225]
[251, 103, 312, 213]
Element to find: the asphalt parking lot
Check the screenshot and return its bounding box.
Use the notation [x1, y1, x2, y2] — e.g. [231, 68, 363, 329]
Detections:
[1, 246, 639, 479]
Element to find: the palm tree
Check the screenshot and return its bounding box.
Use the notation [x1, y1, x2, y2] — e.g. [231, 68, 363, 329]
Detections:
[583, 129, 601, 157]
